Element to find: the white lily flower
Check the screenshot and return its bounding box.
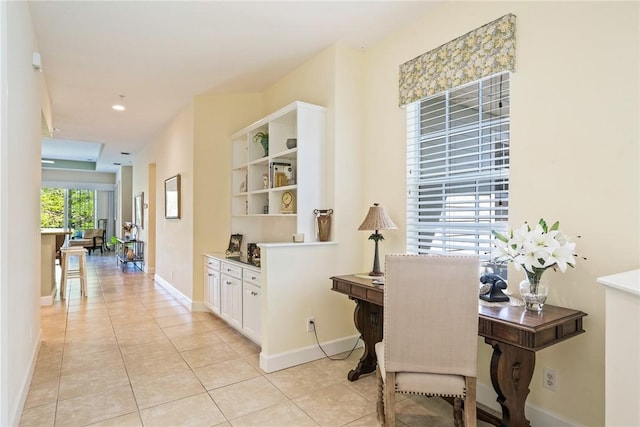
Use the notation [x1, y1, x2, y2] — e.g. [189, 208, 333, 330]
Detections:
[491, 218, 579, 279]
[545, 242, 577, 272]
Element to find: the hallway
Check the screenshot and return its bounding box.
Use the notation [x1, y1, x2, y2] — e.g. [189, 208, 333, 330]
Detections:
[20, 254, 468, 426]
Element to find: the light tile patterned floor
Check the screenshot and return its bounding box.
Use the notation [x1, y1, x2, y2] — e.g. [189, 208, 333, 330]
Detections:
[19, 253, 484, 427]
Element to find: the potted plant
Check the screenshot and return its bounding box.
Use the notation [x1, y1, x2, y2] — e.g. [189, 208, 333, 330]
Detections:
[253, 131, 269, 157]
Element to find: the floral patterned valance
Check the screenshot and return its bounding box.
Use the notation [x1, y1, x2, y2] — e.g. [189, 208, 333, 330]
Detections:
[399, 14, 516, 106]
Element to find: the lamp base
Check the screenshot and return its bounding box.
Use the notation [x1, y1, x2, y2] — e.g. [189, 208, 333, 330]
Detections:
[368, 271, 384, 277]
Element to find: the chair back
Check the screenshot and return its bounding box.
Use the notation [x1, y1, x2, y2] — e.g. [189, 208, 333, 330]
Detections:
[383, 254, 480, 377]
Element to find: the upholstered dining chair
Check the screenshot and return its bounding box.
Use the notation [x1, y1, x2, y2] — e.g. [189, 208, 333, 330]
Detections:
[375, 254, 480, 427]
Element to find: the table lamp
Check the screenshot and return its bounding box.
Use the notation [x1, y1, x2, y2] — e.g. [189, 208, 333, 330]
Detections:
[358, 203, 397, 276]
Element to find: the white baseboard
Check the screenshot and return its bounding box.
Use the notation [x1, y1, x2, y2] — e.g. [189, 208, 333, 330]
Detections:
[11, 330, 41, 426]
[476, 381, 580, 426]
[40, 289, 55, 306]
[259, 334, 362, 373]
[153, 274, 192, 311]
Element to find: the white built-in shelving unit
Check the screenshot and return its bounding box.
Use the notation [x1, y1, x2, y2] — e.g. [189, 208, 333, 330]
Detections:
[231, 101, 326, 248]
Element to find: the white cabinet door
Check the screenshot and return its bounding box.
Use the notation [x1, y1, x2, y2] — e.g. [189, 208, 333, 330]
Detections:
[221, 274, 242, 330]
[242, 282, 261, 344]
[204, 267, 220, 315]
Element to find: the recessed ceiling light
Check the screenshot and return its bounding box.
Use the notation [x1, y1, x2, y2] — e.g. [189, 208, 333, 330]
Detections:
[112, 94, 126, 111]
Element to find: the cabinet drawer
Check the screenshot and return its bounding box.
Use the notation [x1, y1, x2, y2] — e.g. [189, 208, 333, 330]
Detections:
[205, 257, 220, 271]
[243, 269, 261, 287]
[221, 274, 241, 288]
[221, 262, 242, 279]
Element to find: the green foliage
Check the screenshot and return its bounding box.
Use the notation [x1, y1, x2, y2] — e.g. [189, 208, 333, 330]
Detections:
[40, 188, 65, 228]
[40, 188, 95, 229]
[68, 189, 95, 229]
[253, 131, 268, 143]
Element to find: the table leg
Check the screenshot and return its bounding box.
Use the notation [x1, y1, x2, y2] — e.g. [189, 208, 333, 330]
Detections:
[486, 339, 535, 427]
[348, 298, 383, 381]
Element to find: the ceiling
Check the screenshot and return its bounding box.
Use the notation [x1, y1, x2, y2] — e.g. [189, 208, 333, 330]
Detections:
[31, 1, 438, 173]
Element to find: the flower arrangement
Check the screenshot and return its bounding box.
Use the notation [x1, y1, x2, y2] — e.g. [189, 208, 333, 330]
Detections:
[122, 222, 137, 240]
[492, 218, 577, 287]
[122, 222, 135, 233]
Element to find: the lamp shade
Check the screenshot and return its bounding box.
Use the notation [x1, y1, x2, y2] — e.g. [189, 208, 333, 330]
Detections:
[358, 203, 397, 231]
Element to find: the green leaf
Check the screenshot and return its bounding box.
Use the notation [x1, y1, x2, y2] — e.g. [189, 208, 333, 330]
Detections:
[538, 218, 547, 232]
[549, 221, 560, 231]
[492, 230, 509, 243]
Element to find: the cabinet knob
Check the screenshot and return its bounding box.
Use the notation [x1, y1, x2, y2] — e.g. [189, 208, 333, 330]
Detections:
[251, 291, 258, 296]
[225, 281, 232, 285]
[208, 274, 212, 277]
[251, 276, 256, 280]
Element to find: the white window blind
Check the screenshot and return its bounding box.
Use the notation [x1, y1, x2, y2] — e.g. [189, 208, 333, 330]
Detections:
[406, 72, 510, 268]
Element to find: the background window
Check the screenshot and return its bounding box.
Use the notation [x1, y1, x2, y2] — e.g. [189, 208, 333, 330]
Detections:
[406, 72, 510, 274]
[40, 188, 96, 230]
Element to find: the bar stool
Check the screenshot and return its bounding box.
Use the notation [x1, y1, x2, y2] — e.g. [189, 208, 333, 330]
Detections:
[60, 246, 88, 299]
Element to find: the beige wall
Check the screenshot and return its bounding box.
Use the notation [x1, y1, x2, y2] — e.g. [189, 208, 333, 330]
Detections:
[136, 105, 195, 299]
[1, 2, 48, 424]
[191, 93, 263, 302]
[361, 2, 639, 425]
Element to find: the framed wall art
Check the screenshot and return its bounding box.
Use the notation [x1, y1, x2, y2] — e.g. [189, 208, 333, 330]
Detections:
[164, 174, 181, 219]
[134, 192, 144, 229]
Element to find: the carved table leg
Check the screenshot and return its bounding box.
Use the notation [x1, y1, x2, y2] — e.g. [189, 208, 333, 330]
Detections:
[486, 339, 535, 427]
[348, 298, 383, 381]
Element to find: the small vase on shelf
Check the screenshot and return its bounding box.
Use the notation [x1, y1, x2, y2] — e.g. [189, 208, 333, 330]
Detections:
[519, 270, 549, 312]
[314, 209, 333, 242]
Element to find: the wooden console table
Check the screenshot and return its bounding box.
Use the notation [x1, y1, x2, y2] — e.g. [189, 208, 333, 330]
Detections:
[331, 274, 587, 427]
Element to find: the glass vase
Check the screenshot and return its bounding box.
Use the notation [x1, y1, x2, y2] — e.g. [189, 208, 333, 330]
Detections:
[519, 278, 549, 312]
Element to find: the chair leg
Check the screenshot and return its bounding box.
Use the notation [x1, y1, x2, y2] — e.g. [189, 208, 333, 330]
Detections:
[383, 372, 396, 427]
[453, 397, 463, 427]
[376, 366, 385, 425]
[79, 251, 87, 297]
[60, 251, 67, 299]
[464, 377, 477, 427]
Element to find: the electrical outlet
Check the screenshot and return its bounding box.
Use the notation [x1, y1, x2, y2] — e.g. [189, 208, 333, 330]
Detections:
[543, 368, 557, 391]
[306, 317, 315, 332]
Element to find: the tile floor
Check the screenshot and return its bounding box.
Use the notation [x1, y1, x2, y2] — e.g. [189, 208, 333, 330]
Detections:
[20, 253, 489, 427]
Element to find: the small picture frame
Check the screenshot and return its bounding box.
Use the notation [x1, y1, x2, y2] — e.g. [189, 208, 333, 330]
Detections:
[247, 243, 261, 267]
[226, 234, 242, 257]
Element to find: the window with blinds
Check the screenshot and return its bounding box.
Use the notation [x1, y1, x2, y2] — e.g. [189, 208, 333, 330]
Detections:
[406, 72, 510, 270]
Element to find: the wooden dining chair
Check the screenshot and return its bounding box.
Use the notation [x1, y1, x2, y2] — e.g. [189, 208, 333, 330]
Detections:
[375, 254, 480, 427]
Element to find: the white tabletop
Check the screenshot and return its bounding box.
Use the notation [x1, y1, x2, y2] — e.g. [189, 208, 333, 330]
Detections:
[597, 269, 640, 297]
